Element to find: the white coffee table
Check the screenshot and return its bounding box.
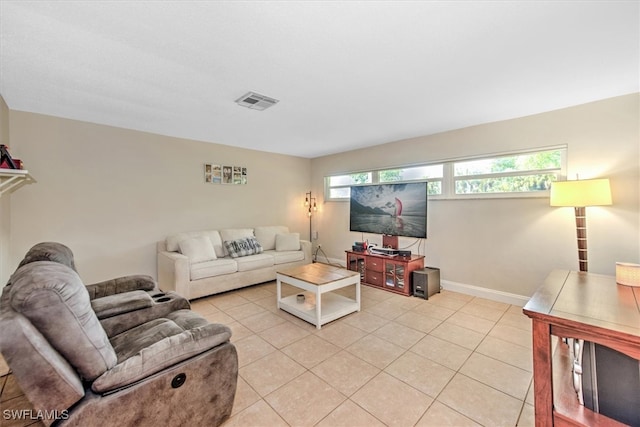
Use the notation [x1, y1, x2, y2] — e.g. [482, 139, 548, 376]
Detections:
[276, 263, 360, 329]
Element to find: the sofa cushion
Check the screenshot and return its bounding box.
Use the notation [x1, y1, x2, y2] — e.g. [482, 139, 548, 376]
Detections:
[254, 226, 289, 251]
[166, 231, 223, 256]
[271, 250, 306, 265]
[190, 258, 238, 280]
[224, 237, 263, 258]
[219, 229, 254, 256]
[235, 253, 274, 272]
[92, 310, 232, 393]
[179, 236, 217, 264]
[9, 261, 117, 381]
[276, 233, 301, 251]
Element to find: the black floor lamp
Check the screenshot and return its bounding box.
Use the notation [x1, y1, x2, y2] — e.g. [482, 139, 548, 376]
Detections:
[304, 191, 317, 241]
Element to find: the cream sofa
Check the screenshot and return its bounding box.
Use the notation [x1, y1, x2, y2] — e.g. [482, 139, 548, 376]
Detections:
[157, 226, 311, 300]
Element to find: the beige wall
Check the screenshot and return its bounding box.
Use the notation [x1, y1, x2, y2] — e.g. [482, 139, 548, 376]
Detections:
[0, 96, 10, 285]
[6, 112, 311, 284]
[311, 94, 640, 299]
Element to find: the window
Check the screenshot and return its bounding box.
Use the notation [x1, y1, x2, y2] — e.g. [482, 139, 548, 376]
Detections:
[324, 146, 566, 201]
[453, 149, 564, 195]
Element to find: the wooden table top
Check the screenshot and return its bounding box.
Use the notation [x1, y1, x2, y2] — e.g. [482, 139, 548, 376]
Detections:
[277, 263, 359, 286]
[523, 270, 640, 350]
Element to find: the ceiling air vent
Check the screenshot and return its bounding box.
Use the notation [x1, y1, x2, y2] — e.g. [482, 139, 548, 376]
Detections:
[235, 92, 279, 111]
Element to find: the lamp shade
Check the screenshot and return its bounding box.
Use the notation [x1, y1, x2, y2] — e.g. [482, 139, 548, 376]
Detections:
[550, 178, 612, 207]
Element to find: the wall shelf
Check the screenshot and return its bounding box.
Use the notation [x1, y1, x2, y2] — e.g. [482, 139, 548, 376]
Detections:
[0, 169, 35, 197]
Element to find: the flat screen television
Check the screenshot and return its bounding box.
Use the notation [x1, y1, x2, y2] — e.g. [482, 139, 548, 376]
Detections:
[349, 182, 427, 239]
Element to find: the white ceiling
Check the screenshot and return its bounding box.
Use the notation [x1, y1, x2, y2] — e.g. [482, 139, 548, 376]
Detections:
[1, 1, 638, 158]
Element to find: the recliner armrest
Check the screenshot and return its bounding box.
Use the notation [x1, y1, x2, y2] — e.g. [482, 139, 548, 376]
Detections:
[92, 310, 231, 393]
[86, 275, 157, 299]
[91, 291, 153, 320]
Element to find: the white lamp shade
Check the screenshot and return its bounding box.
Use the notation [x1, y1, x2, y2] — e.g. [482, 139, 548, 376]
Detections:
[550, 178, 612, 207]
[616, 262, 640, 287]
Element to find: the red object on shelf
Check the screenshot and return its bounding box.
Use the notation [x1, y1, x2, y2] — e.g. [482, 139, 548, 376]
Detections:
[0, 158, 22, 169]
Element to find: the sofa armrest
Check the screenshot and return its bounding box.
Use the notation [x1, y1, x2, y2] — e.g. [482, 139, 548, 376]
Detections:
[157, 251, 190, 299]
[86, 275, 157, 300]
[300, 239, 312, 262]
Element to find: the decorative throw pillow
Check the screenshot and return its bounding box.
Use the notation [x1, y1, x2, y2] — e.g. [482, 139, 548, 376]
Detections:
[178, 236, 217, 264]
[275, 233, 301, 251]
[224, 237, 263, 258]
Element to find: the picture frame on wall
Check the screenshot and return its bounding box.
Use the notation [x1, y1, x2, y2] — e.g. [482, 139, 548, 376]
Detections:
[222, 165, 233, 184]
[206, 163, 247, 185]
[204, 163, 212, 183]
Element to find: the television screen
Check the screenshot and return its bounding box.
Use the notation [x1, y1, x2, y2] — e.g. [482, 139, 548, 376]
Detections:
[350, 182, 427, 238]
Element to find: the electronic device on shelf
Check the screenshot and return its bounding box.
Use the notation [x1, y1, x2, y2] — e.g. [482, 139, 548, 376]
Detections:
[369, 247, 399, 257]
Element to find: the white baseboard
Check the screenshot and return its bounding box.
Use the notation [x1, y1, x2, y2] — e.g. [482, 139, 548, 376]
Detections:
[441, 279, 530, 307]
[324, 257, 530, 307]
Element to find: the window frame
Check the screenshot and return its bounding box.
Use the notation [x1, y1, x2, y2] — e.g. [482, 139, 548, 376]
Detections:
[324, 146, 567, 201]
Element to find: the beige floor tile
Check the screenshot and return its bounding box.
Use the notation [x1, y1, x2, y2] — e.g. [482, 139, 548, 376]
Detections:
[234, 286, 275, 301]
[265, 371, 345, 427]
[0, 374, 26, 402]
[459, 299, 508, 321]
[1, 394, 44, 427]
[440, 290, 475, 302]
[475, 335, 533, 372]
[222, 399, 288, 427]
[351, 372, 433, 427]
[316, 399, 386, 427]
[258, 321, 310, 349]
[385, 351, 456, 398]
[469, 296, 511, 311]
[437, 374, 522, 427]
[341, 311, 389, 333]
[239, 351, 305, 397]
[230, 377, 261, 416]
[203, 310, 236, 325]
[459, 352, 532, 400]
[498, 311, 533, 332]
[227, 321, 254, 342]
[254, 295, 279, 312]
[517, 403, 535, 426]
[314, 322, 368, 348]
[281, 335, 341, 368]
[361, 285, 396, 301]
[190, 299, 219, 315]
[425, 293, 469, 310]
[430, 321, 485, 350]
[387, 295, 423, 310]
[364, 300, 407, 320]
[346, 334, 405, 369]
[445, 311, 496, 335]
[311, 350, 380, 397]
[410, 301, 456, 321]
[373, 321, 426, 349]
[234, 334, 277, 367]
[394, 311, 442, 334]
[209, 293, 252, 311]
[489, 323, 533, 348]
[415, 401, 482, 427]
[410, 335, 472, 371]
[239, 310, 287, 333]
[225, 302, 267, 320]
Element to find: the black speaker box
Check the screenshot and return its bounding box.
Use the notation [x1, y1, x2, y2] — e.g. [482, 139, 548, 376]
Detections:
[412, 267, 440, 299]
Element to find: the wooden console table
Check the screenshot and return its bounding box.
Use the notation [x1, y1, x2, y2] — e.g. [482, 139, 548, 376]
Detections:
[346, 250, 424, 296]
[523, 270, 640, 426]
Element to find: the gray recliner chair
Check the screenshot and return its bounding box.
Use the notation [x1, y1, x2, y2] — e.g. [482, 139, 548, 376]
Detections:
[15, 242, 191, 336]
[0, 260, 238, 426]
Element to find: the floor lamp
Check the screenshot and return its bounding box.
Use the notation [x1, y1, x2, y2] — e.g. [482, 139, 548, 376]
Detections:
[304, 191, 317, 241]
[550, 178, 612, 272]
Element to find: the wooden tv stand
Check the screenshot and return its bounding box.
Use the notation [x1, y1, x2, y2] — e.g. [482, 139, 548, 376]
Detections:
[346, 250, 424, 296]
[523, 270, 640, 426]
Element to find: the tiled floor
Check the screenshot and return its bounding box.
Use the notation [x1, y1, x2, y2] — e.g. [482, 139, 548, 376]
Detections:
[1, 281, 536, 427]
